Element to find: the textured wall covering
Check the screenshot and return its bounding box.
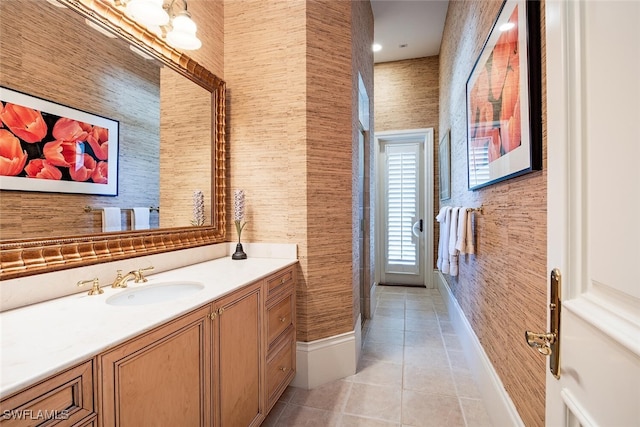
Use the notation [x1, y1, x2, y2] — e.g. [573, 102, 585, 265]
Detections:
[374, 56, 440, 267]
[439, 1, 547, 425]
[225, 0, 364, 342]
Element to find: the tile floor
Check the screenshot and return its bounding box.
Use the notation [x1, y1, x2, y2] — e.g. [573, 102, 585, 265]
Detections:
[262, 285, 493, 427]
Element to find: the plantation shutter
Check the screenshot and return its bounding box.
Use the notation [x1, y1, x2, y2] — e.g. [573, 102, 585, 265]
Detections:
[384, 143, 419, 274]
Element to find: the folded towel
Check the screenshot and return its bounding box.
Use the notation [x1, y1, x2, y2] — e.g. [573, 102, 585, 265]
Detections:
[455, 208, 468, 254]
[436, 206, 450, 271]
[465, 209, 475, 254]
[436, 206, 452, 273]
[448, 207, 460, 276]
[132, 207, 150, 230]
[102, 207, 121, 232]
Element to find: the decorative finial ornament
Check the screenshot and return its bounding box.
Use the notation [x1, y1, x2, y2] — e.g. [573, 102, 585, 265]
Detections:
[232, 189, 247, 260]
[191, 190, 205, 226]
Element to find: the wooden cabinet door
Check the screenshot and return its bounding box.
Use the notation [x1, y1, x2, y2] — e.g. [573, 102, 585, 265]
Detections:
[99, 305, 212, 427]
[213, 282, 263, 427]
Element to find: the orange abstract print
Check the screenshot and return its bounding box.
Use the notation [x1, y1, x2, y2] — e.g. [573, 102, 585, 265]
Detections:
[0, 101, 109, 183]
[468, 6, 520, 163]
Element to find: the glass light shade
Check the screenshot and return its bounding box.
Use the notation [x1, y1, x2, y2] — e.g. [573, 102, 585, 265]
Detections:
[126, 0, 170, 27]
[166, 12, 202, 50]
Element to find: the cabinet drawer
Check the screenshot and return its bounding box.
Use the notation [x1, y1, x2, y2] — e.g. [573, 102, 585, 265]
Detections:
[267, 291, 294, 348]
[266, 267, 294, 297]
[0, 360, 94, 427]
[266, 328, 295, 408]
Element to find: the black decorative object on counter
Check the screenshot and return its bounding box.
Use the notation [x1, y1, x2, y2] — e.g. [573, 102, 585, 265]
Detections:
[232, 189, 248, 260]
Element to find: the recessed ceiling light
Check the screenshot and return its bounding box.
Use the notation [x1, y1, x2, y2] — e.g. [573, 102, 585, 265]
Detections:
[372, 43, 382, 52]
[499, 22, 515, 32]
[85, 19, 117, 38]
[399, 43, 408, 48]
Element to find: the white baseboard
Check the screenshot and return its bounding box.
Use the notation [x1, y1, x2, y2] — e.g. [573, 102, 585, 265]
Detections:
[291, 318, 359, 390]
[434, 270, 525, 427]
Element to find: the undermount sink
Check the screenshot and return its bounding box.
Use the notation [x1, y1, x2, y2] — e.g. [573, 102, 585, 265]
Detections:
[106, 281, 205, 306]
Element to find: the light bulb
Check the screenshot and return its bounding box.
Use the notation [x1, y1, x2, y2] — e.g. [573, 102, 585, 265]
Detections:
[126, 0, 170, 27]
[166, 12, 202, 50]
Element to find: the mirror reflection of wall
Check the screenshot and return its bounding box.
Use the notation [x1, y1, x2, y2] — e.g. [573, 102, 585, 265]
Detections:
[0, 0, 212, 240]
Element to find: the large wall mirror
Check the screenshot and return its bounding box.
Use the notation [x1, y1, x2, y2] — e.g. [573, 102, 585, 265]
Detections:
[0, 0, 226, 280]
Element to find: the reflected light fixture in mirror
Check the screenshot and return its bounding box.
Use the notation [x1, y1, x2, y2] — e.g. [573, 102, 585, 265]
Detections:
[123, 0, 202, 50]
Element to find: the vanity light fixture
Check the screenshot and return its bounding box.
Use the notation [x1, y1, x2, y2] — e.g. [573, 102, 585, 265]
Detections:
[118, 0, 202, 50]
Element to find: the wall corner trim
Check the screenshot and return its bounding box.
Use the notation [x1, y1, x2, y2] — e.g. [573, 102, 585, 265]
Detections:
[291, 325, 358, 390]
[434, 270, 526, 427]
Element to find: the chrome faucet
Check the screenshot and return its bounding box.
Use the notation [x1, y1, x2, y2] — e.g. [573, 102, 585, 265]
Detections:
[111, 266, 154, 288]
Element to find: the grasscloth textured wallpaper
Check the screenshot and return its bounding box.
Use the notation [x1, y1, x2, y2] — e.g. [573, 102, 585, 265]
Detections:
[439, 1, 548, 425]
[225, 0, 373, 342]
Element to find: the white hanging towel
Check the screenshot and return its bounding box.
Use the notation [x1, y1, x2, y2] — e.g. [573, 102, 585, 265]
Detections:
[101, 207, 121, 232]
[455, 208, 468, 254]
[448, 207, 460, 276]
[465, 209, 475, 254]
[436, 206, 451, 271]
[132, 207, 150, 230]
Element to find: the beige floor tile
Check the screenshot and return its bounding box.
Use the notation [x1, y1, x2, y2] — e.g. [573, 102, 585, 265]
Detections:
[279, 386, 297, 403]
[365, 326, 404, 346]
[276, 404, 341, 426]
[290, 380, 352, 412]
[405, 299, 434, 311]
[377, 299, 405, 309]
[374, 306, 405, 319]
[404, 316, 440, 333]
[401, 390, 465, 426]
[405, 308, 437, 320]
[438, 319, 455, 334]
[452, 371, 482, 399]
[442, 333, 463, 351]
[350, 357, 403, 387]
[262, 401, 287, 426]
[403, 342, 449, 368]
[377, 286, 407, 295]
[403, 364, 457, 397]
[377, 293, 407, 303]
[362, 341, 404, 364]
[404, 330, 443, 348]
[459, 398, 494, 427]
[367, 316, 405, 332]
[447, 350, 471, 375]
[339, 414, 401, 426]
[344, 383, 402, 422]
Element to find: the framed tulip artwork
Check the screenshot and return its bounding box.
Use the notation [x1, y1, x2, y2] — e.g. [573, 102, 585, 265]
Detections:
[466, 0, 542, 190]
[0, 87, 118, 196]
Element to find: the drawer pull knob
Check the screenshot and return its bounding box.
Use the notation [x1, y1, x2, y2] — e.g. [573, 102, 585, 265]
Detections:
[218, 307, 225, 315]
[280, 317, 287, 323]
[208, 312, 217, 320]
[280, 278, 286, 284]
[279, 366, 288, 372]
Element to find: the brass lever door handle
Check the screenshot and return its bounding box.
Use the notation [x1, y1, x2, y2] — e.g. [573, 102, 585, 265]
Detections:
[524, 268, 561, 378]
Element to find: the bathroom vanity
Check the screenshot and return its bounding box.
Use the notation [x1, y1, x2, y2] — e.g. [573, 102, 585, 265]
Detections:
[0, 257, 296, 426]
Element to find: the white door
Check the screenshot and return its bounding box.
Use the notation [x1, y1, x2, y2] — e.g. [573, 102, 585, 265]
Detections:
[376, 130, 434, 287]
[544, 1, 640, 425]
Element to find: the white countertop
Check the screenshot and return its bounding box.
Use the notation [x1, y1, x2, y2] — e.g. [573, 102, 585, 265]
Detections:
[0, 256, 297, 399]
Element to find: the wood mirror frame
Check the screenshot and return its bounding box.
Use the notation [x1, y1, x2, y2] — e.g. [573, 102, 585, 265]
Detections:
[0, 0, 226, 280]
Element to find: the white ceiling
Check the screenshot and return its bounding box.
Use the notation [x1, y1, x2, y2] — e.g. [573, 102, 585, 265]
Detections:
[371, 0, 449, 63]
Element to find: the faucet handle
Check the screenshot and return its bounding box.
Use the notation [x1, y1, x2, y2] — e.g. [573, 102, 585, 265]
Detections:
[112, 270, 125, 288]
[77, 278, 104, 296]
[135, 266, 154, 283]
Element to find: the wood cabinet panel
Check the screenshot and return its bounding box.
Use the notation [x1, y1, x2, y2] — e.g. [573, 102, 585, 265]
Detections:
[266, 291, 294, 350]
[265, 267, 294, 297]
[266, 328, 295, 409]
[0, 360, 94, 427]
[99, 305, 212, 427]
[214, 282, 263, 427]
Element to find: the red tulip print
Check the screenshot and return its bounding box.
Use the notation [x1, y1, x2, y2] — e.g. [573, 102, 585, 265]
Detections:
[92, 161, 108, 184]
[0, 129, 28, 176]
[468, 6, 522, 162]
[1, 88, 115, 194]
[43, 139, 80, 167]
[24, 159, 62, 180]
[69, 153, 97, 182]
[87, 125, 109, 160]
[0, 103, 48, 143]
